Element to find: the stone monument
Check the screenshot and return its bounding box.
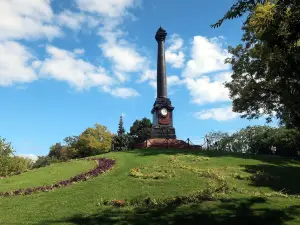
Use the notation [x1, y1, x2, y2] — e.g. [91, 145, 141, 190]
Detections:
[151, 26, 176, 139]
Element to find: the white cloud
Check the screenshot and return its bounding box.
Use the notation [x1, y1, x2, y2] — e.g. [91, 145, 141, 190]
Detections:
[168, 75, 184, 87]
[56, 10, 102, 30]
[56, 10, 85, 30]
[166, 34, 185, 68]
[0, 41, 38, 86]
[76, 0, 138, 17]
[185, 72, 232, 105]
[182, 36, 230, 78]
[148, 75, 183, 92]
[40, 46, 114, 90]
[106, 87, 140, 98]
[139, 69, 156, 83]
[100, 40, 147, 74]
[194, 106, 239, 121]
[97, 23, 149, 82]
[17, 154, 38, 162]
[74, 48, 85, 55]
[0, 0, 61, 41]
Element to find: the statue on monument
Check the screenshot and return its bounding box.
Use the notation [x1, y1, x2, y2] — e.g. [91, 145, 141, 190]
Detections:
[150, 26, 176, 139]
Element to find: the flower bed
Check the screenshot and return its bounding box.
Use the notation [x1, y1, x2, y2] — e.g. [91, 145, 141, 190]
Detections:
[0, 158, 115, 197]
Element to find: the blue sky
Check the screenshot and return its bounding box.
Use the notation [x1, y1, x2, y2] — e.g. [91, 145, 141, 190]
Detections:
[0, 0, 274, 158]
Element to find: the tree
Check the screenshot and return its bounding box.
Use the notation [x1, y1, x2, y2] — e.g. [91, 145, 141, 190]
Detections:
[64, 136, 79, 147]
[0, 137, 14, 157]
[48, 143, 69, 161]
[111, 116, 131, 152]
[117, 115, 125, 136]
[213, 0, 300, 129]
[77, 123, 113, 157]
[129, 118, 152, 144]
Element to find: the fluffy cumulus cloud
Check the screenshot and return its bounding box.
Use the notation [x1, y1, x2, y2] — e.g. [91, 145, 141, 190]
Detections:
[149, 75, 183, 91]
[0, 41, 38, 86]
[185, 72, 232, 105]
[39, 46, 114, 91]
[0, 0, 143, 99]
[180, 35, 233, 107]
[165, 34, 185, 68]
[99, 40, 148, 77]
[139, 69, 156, 83]
[105, 87, 140, 98]
[194, 106, 239, 121]
[76, 0, 138, 17]
[182, 36, 230, 78]
[0, 0, 61, 41]
[56, 10, 85, 30]
[56, 10, 102, 30]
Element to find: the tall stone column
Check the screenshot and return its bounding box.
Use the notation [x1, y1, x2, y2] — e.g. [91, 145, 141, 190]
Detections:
[155, 27, 167, 98]
[151, 26, 176, 139]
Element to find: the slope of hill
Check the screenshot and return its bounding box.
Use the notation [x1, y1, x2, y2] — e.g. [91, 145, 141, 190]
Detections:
[1, 149, 300, 225]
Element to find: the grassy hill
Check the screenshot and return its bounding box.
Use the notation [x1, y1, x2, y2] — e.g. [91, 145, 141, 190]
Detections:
[1, 149, 300, 225]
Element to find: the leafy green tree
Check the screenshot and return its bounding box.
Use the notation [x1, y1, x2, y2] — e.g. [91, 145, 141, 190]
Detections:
[77, 123, 113, 157]
[0, 137, 14, 157]
[48, 143, 69, 161]
[129, 118, 152, 144]
[206, 126, 300, 156]
[213, 0, 300, 129]
[117, 115, 125, 136]
[64, 136, 79, 147]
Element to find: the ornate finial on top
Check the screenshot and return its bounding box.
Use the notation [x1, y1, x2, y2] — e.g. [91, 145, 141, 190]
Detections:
[155, 26, 167, 42]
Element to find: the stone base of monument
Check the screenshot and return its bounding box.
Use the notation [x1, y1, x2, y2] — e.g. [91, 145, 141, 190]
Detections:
[134, 138, 201, 149]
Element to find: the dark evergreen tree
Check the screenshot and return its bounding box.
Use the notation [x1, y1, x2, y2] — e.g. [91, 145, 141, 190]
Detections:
[117, 115, 125, 136]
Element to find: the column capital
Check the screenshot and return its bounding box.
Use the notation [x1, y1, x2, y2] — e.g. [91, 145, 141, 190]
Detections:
[155, 26, 167, 42]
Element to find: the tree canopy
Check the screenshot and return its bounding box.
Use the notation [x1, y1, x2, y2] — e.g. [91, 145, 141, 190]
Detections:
[213, 0, 300, 129]
[129, 118, 152, 143]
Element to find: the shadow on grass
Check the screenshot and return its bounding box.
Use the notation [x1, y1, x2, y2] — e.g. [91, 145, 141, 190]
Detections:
[43, 197, 300, 225]
[243, 164, 300, 195]
[128, 149, 300, 165]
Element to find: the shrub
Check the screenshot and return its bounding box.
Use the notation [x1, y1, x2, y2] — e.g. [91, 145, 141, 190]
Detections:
[0, 137, 14, 157]
[48, 143, 71, 161]
[33, 156, 60, 169]
[111, 134, 132, 152]
[206, 126, 300, 157]
[129, 118, 152, 144]
[0, 156, 33, 177]
[76, 124, 113, 157]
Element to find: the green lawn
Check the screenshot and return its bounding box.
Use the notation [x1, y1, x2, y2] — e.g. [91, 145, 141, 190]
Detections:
[0, 160, 95, 192]
[1, 149, 300, 225]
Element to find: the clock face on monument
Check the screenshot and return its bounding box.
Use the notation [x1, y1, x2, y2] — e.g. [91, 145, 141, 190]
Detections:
[160, 108, 168, 117]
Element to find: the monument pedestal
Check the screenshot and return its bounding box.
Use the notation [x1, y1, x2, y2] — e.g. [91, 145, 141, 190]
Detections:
[151, 97, 176, 139]
[135, 138, 190, 149]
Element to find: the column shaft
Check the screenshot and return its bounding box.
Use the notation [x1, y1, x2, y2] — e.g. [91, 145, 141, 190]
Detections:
[157, 40, 167, 98]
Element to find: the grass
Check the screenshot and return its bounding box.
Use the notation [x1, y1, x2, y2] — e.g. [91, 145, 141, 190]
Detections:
[1, 149, 300, 224]
[0, 159, 95, 192]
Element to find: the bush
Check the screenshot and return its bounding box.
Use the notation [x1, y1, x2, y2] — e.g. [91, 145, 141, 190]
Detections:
[129, 118, 152, 144]
[48, 143, 70, 161]
[206, 126, 300, 157]
[33, 156, 60, 169]
[0, 137, 14, 157]
[76, 124, 113, 157]
[0, 156, 34, 177]
[111, 134, 132, 152]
